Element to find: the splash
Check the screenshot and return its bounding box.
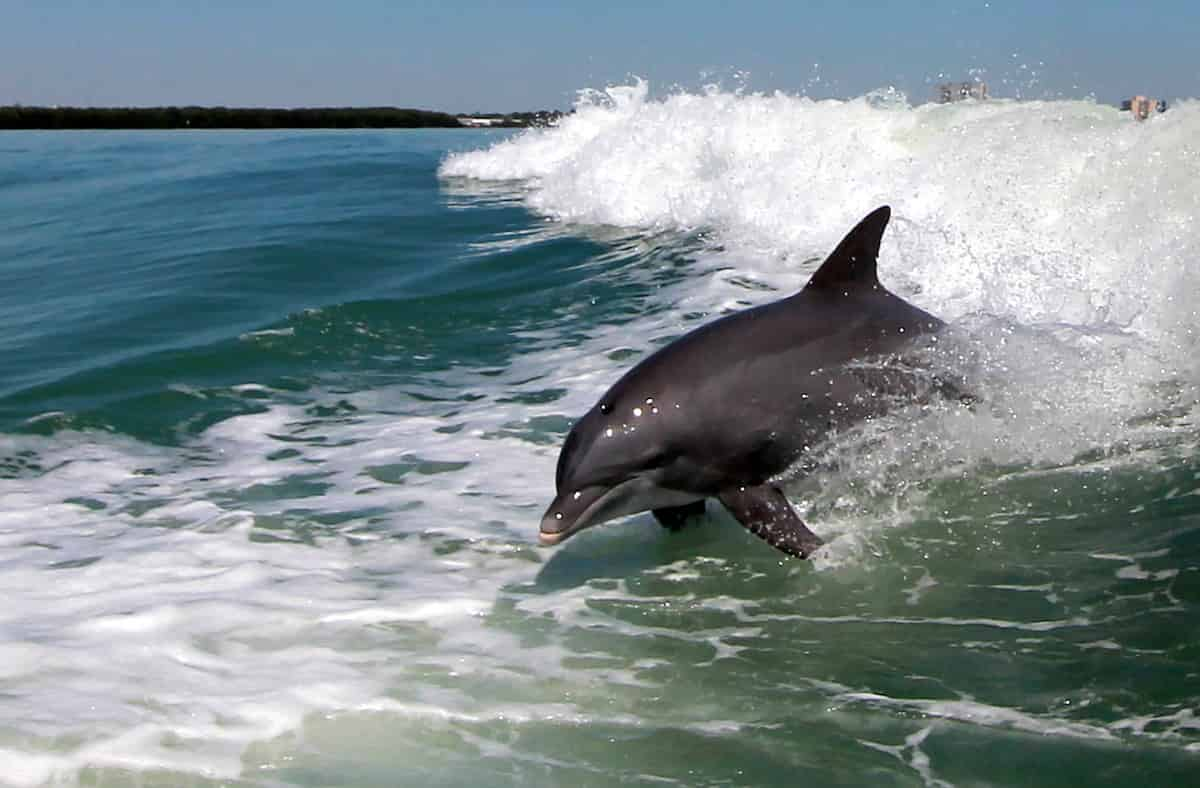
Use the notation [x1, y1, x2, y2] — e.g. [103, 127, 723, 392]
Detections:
[443, 81, 1200, 473]
[443, 80, 1199, 327]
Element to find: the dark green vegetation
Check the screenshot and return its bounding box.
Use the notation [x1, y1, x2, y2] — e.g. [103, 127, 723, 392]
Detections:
[0, 105, 474, 129]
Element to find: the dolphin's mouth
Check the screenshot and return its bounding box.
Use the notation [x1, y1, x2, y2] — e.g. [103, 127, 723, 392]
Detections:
[537, 529, 571, 546]
[539, 483, 619, 545]
[539, 477, 702, 546]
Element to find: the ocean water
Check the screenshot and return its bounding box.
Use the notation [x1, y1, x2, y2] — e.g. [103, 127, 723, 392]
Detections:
[1, 84, 1198, 786]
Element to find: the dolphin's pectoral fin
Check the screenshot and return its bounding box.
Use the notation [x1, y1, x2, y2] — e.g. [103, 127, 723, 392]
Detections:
[718, 485, 823, 559]
[653, 500, 707, 531]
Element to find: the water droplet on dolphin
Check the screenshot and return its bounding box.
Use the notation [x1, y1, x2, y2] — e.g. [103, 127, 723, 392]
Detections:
[555, 512, 563, 520]
[633, 407, 643, 417]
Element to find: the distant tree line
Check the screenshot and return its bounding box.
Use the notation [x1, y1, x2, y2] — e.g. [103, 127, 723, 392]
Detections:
[0, 105, 465, 129]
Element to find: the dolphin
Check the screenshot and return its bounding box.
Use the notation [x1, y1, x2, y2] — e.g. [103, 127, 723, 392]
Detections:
[540, 206, 950, 559]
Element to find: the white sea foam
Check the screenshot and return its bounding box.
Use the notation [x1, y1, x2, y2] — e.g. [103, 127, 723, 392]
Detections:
[0, 394, 553, 783]
[444, 80, 1199, 360]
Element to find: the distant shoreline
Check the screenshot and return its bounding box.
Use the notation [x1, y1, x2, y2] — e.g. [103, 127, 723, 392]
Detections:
[0, 106, 564, 130]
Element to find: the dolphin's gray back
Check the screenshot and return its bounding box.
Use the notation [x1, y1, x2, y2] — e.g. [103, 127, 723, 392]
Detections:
[603, 285, 941, 489]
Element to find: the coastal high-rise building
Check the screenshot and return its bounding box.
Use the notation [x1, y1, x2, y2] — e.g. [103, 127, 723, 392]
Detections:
[1120, 95, 1168, 120]
[933, 81, 989, 104]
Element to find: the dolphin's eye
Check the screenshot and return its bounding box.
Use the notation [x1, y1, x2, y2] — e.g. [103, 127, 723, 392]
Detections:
[599, 403, 612, 414]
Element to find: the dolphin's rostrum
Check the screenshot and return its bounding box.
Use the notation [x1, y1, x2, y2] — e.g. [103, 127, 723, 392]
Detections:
[542, 206, 948, 559]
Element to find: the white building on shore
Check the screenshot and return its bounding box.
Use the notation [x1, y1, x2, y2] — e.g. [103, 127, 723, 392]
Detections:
[458, 117, 502, 127]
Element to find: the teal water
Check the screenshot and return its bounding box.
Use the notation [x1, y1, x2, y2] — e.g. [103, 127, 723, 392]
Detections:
[1, 91, 1199, 787]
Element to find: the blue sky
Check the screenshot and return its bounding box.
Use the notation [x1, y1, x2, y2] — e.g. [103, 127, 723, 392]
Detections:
[2, 1, 1195, 110]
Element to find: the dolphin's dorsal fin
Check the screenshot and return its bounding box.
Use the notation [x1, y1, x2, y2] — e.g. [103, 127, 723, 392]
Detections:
[802, 205, 890, 293]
